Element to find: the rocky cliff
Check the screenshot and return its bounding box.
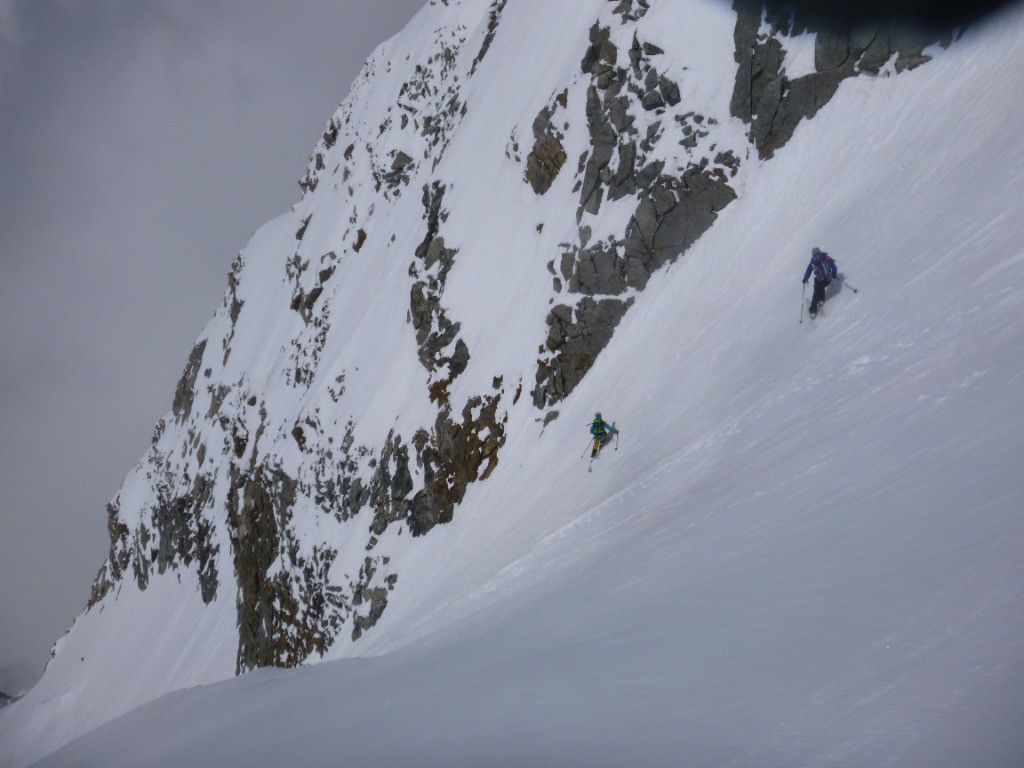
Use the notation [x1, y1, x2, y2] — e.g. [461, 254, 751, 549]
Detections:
[4, 1, 1021, 764]
[83, 0, 952, 677]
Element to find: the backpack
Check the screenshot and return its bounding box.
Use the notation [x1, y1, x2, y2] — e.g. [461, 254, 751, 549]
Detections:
[814, 253, 837, 281]
[824, 254, 838, 278]
[590, 419, 606, 438]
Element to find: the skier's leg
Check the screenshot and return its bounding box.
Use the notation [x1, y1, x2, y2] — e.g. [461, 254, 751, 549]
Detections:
[810, 281, 825, 315]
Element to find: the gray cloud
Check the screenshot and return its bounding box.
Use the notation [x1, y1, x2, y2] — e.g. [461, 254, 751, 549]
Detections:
[0, 0, 425, 694]
[0, 0, 24, 109]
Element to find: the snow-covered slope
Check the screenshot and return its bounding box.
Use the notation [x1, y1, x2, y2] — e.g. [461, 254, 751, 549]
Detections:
[4, 0, 1024, 765]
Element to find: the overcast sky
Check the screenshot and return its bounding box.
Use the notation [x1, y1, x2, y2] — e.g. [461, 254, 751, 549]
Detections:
[0, 0, 424, 695]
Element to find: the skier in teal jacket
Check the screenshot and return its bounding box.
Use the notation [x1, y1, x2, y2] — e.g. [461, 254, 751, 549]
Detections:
[589, 412, 618, 458]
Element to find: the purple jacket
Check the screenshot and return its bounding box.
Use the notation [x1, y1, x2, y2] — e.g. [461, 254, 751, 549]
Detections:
[803, 252, 837, 283]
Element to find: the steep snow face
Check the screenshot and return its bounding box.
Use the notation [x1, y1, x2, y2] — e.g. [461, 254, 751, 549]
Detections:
[4, 0, 1024, 765]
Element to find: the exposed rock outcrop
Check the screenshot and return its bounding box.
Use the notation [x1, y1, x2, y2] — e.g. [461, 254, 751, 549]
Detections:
[171, 340, 207, 422]
[409, 181, 470, 380]
[470, 0, 509, 75]
[533, 298, 634, 409]
[530, 19, 739, 409]
[409, 391, 506, 536]
[731, 0, 952, 158]
[229, 465, 351, 673]
[525, 92, 569, 195]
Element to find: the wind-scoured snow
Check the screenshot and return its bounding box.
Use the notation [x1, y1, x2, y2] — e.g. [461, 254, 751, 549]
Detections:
[3, 1, 1024, 766]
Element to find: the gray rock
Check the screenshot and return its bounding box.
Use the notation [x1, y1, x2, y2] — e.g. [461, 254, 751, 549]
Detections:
[629, 34, 644, 78]
[635, 159, 664, 191]
[409, 182, 470, 378]
[448, 338, 471, 377]
[606, 141, 637, 202]
[560, 250, 577, 282]
[815, 28, 853, 72]
[581, 23, 617, 75]
[532, 297, 634, 408]
[732, 1, 950, 158]
[407, 393, 505, 536]
[151, 474, 218, 603]
[623, 169, 736, 290]
[470, 0, 508, 74]
[659, 76, 681, 106]
[641, 89, 665, 111]
[231, 466, 298, 673]
[383, 151, 415, 188]
[575, 244, 627, 296]
[526, 100, 568, 195]
[407, 489, 440, 538]
[606, 94, 634, 134]
[171, 340, 207, 422]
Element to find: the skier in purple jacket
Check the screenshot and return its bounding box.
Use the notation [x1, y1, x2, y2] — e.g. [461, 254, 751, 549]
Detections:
[802, 247, 838, 317]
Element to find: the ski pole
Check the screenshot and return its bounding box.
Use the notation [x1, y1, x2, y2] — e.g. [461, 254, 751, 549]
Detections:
[580, 437, 594, 459]
[841, 277, 859, 293]
[799, 282, 806, 323]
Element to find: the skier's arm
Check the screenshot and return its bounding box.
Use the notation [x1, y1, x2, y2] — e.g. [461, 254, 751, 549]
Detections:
[802, 263, 813, 283]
